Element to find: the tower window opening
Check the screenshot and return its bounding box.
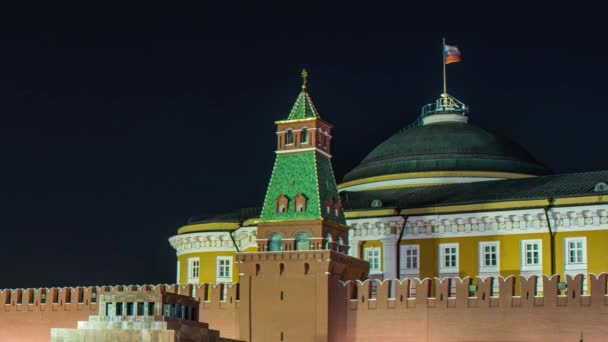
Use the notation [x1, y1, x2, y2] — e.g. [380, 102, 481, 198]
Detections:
[294, 193, 307, 213]
[286, 129, 294, 145]
[325, 233, 333, 249]
[276, 195, 289, 213]
[40, 290, 46, 304]
[301, 128, 309, 144]
[268, 233, 283, 252]
[295, 232, 311, 251]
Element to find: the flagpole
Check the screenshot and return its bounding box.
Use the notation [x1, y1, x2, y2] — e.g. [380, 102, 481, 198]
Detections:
[442, 37, 447, 96]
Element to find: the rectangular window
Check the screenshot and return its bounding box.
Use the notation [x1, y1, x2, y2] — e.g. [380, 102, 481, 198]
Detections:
[567, 240, 585, 264]
[520, 240, 543, 269]
[364, 247, 381, 274]
[479, 241, 500, 274]
[520, 239, 543, 295]
[148, 302, 156, 316]
[187, 257, 200, 284]
[438, 243, 459, 275]
[564, 237, 587, 267]
[400, 245, 419, 277]
[526, 243, 540, 265]
[216, 256, 232, 282]
[564, 237, 588, 293]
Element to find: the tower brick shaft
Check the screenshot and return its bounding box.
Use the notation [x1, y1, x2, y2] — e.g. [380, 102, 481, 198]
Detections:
[237, 70, 368, 342]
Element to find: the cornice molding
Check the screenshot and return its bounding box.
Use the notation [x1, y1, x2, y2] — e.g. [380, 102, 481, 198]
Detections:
[400, 204, 608, 239]
[169, 227, 258, 255]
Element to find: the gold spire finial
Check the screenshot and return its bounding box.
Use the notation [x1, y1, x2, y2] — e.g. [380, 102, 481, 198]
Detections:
[301, 68, 308, 91]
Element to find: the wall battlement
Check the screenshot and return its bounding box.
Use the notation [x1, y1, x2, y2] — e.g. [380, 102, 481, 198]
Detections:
[343, 273, 608, 310]
[2, 275, 607, 341]
[0, 283, 240, 312]
[0, 283, 240, 341]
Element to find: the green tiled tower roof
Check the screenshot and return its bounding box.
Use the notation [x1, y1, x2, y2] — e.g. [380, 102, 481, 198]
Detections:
[260, 152, 343, 224]
[285, 69, 321, 120]
[260, 69, 343, 224]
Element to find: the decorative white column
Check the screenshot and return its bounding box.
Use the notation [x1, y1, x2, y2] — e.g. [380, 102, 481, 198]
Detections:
[349, 238, 360, 258]
[380, 237, 398, 281]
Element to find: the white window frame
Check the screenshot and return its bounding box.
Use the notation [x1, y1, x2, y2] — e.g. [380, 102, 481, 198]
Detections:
[364, 247, 382, 274]
[478, 241, 500, 274]
[400, 245, 420, 277]
[520, 239, 543, 294]
[187, 257, 200, 284]
[520, 239, 543, 272]
[438, 243, 459, 275]
[564, 237, 586, 268]
[216, 256, 233, 282]
[564, 237, 588, 293]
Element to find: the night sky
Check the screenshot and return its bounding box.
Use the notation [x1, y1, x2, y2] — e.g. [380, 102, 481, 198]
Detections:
[1, 3, 606, 288]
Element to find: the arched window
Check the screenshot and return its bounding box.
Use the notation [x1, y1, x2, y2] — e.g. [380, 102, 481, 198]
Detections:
[300, 128, 309, 144]
[286, 129, 294, 145]
[594, 182, 608, 192]
[324, 233, 332, 250]
[295, 232, 311, 251]
[268, 233, 283, 252]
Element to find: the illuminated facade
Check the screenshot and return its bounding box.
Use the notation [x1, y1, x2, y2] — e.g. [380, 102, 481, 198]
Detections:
[169, 73, 608, 297]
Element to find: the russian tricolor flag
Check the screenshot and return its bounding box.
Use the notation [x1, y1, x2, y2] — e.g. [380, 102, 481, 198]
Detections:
[445, 45, 462, 64]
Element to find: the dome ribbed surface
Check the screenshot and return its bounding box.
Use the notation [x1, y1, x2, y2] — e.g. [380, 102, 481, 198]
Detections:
[342, 122, 551, 183]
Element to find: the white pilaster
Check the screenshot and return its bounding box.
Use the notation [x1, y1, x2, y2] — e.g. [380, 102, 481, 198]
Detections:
[380, 237, 398, 280]
[349, 238, 360, 258]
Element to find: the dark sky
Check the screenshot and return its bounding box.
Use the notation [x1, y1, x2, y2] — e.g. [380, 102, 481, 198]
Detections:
[0, 2, 606, 288]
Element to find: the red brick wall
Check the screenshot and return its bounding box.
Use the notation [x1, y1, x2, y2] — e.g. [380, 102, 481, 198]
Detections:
[2, 275, 608, 341]
[339, 274, 608, 341]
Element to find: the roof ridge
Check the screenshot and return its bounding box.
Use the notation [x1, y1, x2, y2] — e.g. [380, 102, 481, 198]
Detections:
[286, 90, 321, 120]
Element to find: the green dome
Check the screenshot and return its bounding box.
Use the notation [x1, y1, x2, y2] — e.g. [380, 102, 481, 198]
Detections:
[342, 121, 551, 184]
